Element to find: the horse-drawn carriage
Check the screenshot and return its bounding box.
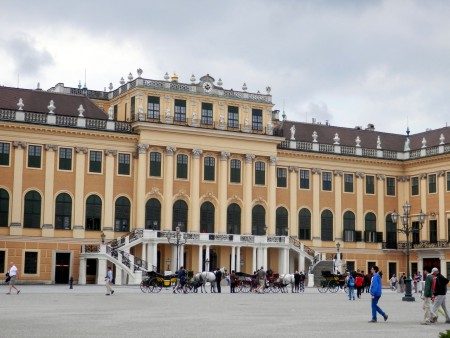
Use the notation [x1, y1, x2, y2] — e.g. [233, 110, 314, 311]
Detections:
[317, 271, 347, 293]
[234, 272, 257, 293]
[140, 270, 195, 293]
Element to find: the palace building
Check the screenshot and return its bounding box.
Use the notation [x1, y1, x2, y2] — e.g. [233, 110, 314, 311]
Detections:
[1, 69, 450, 285]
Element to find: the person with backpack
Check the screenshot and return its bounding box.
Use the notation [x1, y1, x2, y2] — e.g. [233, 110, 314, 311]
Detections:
[430, 267, 450, 323]
[346, 271, 355, 300]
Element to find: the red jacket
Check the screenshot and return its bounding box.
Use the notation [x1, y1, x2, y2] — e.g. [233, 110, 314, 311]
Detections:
[355, 275, 364, 287]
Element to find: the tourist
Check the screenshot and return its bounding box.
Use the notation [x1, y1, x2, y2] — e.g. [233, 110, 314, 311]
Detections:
[215, 268, 222, 293]
[294, 271, 300, 293]
[368, 265, 388, 323]
[355, 273, 364, 299]
[256, 267, 266, 293]
[105, 266, 114, 296]
[390, 274, 397, 291]
[346, 272, 355, 301]
[6, 262, 20, 295]
[421, 267, 433, 325]
[430, 267, 450, 323]
[230, 270, 236, 293]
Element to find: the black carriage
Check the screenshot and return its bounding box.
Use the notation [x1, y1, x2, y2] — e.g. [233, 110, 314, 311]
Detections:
[317, 271, 347, 293]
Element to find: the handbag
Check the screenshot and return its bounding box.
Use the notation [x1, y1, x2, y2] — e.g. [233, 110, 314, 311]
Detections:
[5, 272, 11, 283]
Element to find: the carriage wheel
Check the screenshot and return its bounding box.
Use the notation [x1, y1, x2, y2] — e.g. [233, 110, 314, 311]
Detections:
[343, 285, 349, 294]
[240, 281, 251, 293]
[271, 283, 281, 293]
[317, 281, 328, 293]
[329, 281, 339, 293]
[140, 279, 149, 293]
[150, 278, 162, 293]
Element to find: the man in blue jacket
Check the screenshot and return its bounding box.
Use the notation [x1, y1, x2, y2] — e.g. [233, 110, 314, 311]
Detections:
[368, 265, 388, 323]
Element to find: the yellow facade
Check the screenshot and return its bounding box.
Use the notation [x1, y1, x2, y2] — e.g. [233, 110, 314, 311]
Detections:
[1, 73, 450, 285]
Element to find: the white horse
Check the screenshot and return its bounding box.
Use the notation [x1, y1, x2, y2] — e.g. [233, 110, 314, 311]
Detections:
[193, 267, 227, 293]
[279, 273, 295, 293]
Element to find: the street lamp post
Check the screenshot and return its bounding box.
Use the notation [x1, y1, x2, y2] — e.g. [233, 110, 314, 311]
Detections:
[240, 259, 244, 272]
[335, 241, 342, 274]
[165, 258, 171, 271]
[152, 220, 158, 230]
[205, 258, 210, 272]
[167, 224, 187, 272]
[100, 232, 106, 244]
[391, 201, 425, 302]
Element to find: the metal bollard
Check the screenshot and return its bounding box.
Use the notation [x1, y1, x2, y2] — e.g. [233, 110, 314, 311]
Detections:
[69, 277, 73, 289]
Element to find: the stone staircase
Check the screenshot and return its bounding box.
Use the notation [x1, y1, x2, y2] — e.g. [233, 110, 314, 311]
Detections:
[311, 260, 334, 287]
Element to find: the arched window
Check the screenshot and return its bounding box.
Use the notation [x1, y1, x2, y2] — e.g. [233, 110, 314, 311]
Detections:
[200, 202, 215, 233]
[145, 198, 161, 230]
[85, 195, 102, 231]
[365, 212, 377, 242]
[321, 209, 333, 241]
[298, 208, 311, 240]
[386, 214, 397, 249]
[115, 197, 131, 232]
[55, 193, 72, 230]
[276, 207, 288, 236]
[24, 190, 41, 228]
[343, 211, 355, 242]
[0, 189, 9, 227]
[173, 200, 188, 231]
[227, 203, 241, 234]
[252, 205, 266, 235]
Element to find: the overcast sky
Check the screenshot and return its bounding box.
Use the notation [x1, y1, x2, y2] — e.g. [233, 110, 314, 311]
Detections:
[1, 0, 450, 134]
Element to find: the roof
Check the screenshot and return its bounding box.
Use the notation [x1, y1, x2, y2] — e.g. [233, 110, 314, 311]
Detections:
[0, 86, 108, 120]
[277, 121, 450, 152]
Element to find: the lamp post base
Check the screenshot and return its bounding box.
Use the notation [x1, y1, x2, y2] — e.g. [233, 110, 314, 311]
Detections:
[402, 295, 415, 302]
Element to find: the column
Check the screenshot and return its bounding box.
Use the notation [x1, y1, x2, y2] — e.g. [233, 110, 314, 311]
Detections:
[299, 252, 305, 273]
[10, 141, 26, 233]
[438, 171, 446, 241]
[141, 243, 147, 262]
[147, 242, 155, 270]
[78, 258, 87, 285]
[236, 246, 241, 272]
[198, 244, 203, 272]
[334, 171, 343, 241]
[355, 172, 365, 237]
[311, 168, 321, 241]
[420, 174, 428, 241]
[243, 154, 255, 234]
[268, 156, 277, 235]
[135, 144, 149, 229]
[289, 167, 299, 237]
[114, 266, 123, 285]
[377, 174, 386, 240]
[219, 152, 230, 234]
[205, 245, 210, 271]
[252, 247, 257, 272]
[97, 258, 107, 285]
[42, 144, 57, 234]
[163, 147, 176, 230]
[73, 147, 87, 237]
[104, 149, 117, 233]
[191, 149, 202, 232]
[231, 246, 236, 272]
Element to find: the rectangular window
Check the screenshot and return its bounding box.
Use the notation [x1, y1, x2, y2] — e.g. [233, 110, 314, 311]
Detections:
[147, 96, 160, 120]
[24, 252, 38, 274]
[230, 159, 241, 183]
[113, 105, 118, 120]
[255, 161, 265, 185]
[118, 153, 130, 175]
[365, 175, 375, 194]
[429, 174, 437, 194]
[277, 168, 287, 188]
[28, 145, 42, 168]
[388, 262, 397, 282]
[386, 177, 396, 196]
[300, 170, 310, 189]
[411, 176, 419, 196]
[344, 173, 354, 193]
[227, 106, 239, 129]
[412, 221, 420, 244]
[149, 152, 161, 177]
[174, 99, 187, 122]
[430, 220, 437, 244]
[252, 109, 263, 131]
[177, 154, 188, 179]
[0, 251, 4, 273]
[58, 147, 72, 171]
[89, 151, 102, 173]
[322, 171, 332, 191]
[0, 142, 10, 166]
[201, 103, 213, 126]
[447, 172, 450, 192]
[346, 261, 355, 272]
[204, 157, 215, 181]
[130, 96, 136, 121]
[367, 261, 376, 273]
